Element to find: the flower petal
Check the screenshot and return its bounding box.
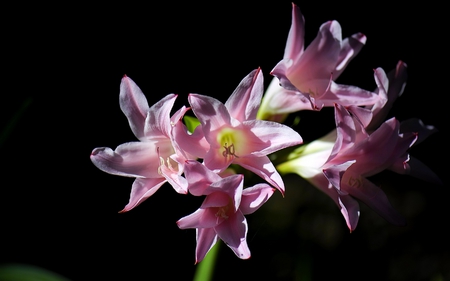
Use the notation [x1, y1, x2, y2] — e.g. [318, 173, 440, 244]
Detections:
[177, 208, 219, 229]
[225, 68, 264, 122]
[119, 76, 150, 140]
[143, 94, 178, 140]
[237, 156, 285, 194]
[240, 183, 275, 215]
[244, 119, 303, 155]
[90, 141, 163, 178]
[195, 228, 218, 264]
[188, 94, 232, 132]
[283, 3, 305, 60]
[341, 170, 406, 226]
[334, 32, 366, 79]
[338, 194, 360, 232]
[215, 211, 250, 259]
[119, 177, 166, 212]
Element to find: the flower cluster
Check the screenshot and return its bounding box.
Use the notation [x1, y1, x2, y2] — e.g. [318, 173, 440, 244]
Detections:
[90, 3, 441, 263]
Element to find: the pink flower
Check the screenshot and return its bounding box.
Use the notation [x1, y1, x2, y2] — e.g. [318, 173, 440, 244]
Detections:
[177, 68, 303, 195]
[277, 63, 441, 231]
[177, 160, 275, 263]
[269, 3, 380, 111]
[368, 61, 442, 184]
[320, 103, 417, 231]
[90, 76, 189, 212]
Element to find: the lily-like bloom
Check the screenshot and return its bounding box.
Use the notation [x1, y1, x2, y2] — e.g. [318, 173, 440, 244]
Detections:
[177, 160, 275, 264]
[367, 61, 441, 184]
[277, 63, 440, 231]
[90, 76, 189, 212]
[268, 3, 380, 112]
[321, 103, 417, 231]
[177, 68, 303, 194]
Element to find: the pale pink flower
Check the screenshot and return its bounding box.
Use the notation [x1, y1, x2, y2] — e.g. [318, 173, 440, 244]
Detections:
[368, 61, 441, 184]
[176, 68, 303, 194]
[90, 76, 189, 212]
[269, 3, 380, 111]
[177, 160, 275, 263]
[277, 63, 440, 231]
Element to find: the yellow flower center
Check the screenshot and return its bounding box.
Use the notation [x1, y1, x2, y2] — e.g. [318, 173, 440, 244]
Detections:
[217, 128, 244, 159]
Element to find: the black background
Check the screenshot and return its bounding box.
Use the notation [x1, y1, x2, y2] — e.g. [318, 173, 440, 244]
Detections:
[1, 1, 448, 281]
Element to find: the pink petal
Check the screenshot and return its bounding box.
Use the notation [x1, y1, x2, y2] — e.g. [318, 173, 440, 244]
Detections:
[183, 160, 222, 196]
[244, 119, 303, 155]
[283, 3, 305, 60]
[195, 228, 218, 264]
[90, 141, 163, 178]
[177, 208, 219, 229]
[172, 119, 209, 159]
[215, 211, 250, 259]
[143, 94, 178, 140]
[287, 20, 341, 95]
[119, 76, 150, 140]
[334, 32, 366, 79]
[341, 170, 406, 226]
[225, 68, 264, 122]
[120, 177, 166, 212]
[237, 156, 285, 195]
[240, 184, 275, 215]
[188, 94, 232, 132]
[338, 194, 361, 232]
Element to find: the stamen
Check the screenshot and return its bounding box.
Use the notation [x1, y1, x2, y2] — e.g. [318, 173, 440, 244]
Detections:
[348, 175, 363, 188]
[222, 143, 239, 158]
[215, 207, 229, 219]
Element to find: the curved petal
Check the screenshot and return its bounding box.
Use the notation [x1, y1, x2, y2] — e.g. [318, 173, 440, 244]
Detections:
[188, 94, 232, 132]
[258, 77, 312, 122]
[119, 177, 166, 212]
[397, 157, 443, 185]
[208, 175, 244, 211]
[334, 32, 366, 78]
[338, 194, 360, 232]
[240, 183, 275, 215]
[400, 118, 438, 145]
[215, 211, 250, 259]
[172, 119, 209, 159]
[341, 170, 406, 226]
[225, 68, 264, 121]
[323, 82, 381, 108]
[287, 20, 342, 95]
[119, 76, 150, 140]
[90, 141, 163, 178]
[183, 160, 222, 196]
[244, 119, 303, 155]
[143, 93, 177, 140]
[195, 228, 218, 264]
[236, 156, 285, 195]
[177, 208, 219, 229]
[283, 3, 305, 60]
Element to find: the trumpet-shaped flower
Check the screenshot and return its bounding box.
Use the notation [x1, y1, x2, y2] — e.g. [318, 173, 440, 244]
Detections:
[277, 62, 440, 231]
[269, 3, 380, 111]
[178, 68, 303, 194]
[90, 76, 189, 212]
[177, 160, 275, 263]
[368, 61, 442, 184]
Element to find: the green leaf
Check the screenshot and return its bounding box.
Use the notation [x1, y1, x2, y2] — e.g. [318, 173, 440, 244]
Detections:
[184, 115, 201, 133]
[0, 263, 71, 281]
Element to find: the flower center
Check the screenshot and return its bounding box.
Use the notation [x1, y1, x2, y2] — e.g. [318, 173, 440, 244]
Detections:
[156, 146, 178, 176]
[215, 198, 233, 223]
[217, 128, 243, 159]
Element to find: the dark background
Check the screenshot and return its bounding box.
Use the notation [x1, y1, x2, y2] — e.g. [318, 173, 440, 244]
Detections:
[2, 1, 448, 281]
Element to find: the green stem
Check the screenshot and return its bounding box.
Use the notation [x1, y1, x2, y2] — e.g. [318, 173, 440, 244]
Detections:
[193, 241, 220, 281]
